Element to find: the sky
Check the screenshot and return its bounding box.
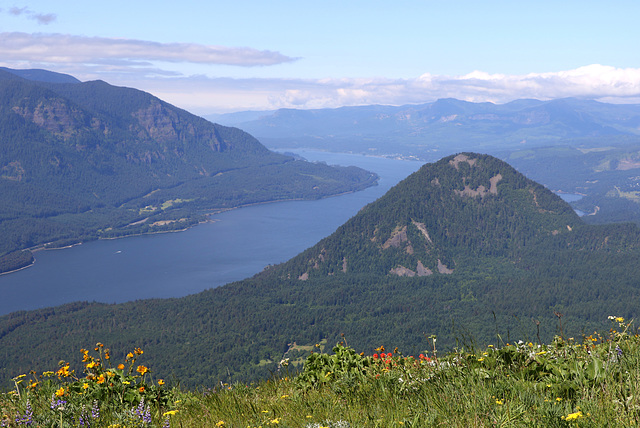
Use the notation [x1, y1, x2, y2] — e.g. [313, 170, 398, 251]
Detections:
[1, 1, 640, 114]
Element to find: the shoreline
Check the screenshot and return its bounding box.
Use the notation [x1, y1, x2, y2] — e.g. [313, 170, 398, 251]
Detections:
[0, 180, 378, 277]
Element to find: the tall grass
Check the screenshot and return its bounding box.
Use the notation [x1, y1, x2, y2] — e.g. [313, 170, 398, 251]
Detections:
[2, 316, 639, 427]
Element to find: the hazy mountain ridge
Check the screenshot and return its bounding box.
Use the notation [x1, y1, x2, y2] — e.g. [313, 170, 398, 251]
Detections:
[2, 153, 640, 387]
[211, 98, 640, 155]
[0, 68, 378, 272]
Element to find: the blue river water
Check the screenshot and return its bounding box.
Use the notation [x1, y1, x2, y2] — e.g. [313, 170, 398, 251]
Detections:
[0, 150, 426, 315]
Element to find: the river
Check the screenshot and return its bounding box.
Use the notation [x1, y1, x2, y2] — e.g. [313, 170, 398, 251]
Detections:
[0, 150, 426, 315]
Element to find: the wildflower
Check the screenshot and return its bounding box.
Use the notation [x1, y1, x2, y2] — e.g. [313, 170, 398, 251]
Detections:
[280, 394, 289, 399]
[83, 383, 89, 390]
[139, 386, 145, 392]
[15, 399, 33, 425]
[495, 399, 503, 405]
[117, 364, 125, 370]
[126, 352, 134, 360]
[373, 353, 379, 359]
[564, 411, 584, 421]
[97, 374, 105, 384]
[477, 358, 485, 362]
[55, 387, 65, 397]
[216, 421, 225, 427]
[56, 365, 71, 377]
[136, 365, 149, 375]
[87, 361, 98, 369]
[89, 404, 102, 424]
[271, 418, 280, 424]
[163, 411, 179, 417]
[158, 379, 165, 386]
[134, 347, 144, 355]
[556, 397, 563, 402]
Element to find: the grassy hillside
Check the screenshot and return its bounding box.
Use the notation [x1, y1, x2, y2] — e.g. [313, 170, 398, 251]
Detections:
[2, 316, 639, 426]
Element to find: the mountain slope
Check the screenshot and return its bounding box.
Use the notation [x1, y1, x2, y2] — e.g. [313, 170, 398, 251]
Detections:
[0, 69, 378, 272]
[2, 153, 640, 388]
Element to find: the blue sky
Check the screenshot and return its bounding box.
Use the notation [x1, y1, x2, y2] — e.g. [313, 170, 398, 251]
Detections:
[1, 1, 640, 113]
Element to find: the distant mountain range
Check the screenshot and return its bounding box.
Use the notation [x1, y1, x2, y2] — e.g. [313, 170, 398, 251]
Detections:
[207, 98, 640, 156]
[0, 68, 378, 273]
[3, 153, 639, 387]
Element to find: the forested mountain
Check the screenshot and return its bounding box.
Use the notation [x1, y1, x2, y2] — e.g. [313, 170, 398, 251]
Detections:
[3, 153, 640, 388]
[0, 68, 377, 273]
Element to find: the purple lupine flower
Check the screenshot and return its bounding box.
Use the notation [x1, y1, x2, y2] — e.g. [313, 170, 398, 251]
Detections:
[91, 400, 100, 419]
[616, 345, 623, 357]
[15, 399, 33, 425]
[162, 417, 171, 428]
[143, 406, 152, 425]
[50, 395, 67, 411]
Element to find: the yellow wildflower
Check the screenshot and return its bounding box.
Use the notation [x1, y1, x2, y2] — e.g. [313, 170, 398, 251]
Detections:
[126, 352, 134, 360]
[139, 386, 145, 392]
[117, 364, 125, 370]
[271, 418, 280, 424]
[216, 421, 225, 427]
[97, 374, 105, 384]
[564, 411, 584, 421]
[136, 365, 149, 375]
[83, 383, 89, 390]
[134, 347, 144, 355]
[495, 399, 503, 405]
[56, 365, 71, 377]
[163, 410, 178, 416]
[55, 387, 65, 397]
[158, 379, 165, 386]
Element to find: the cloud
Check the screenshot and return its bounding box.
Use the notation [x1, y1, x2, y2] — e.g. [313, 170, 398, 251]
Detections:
[7, 7, 56, 25]
[0, 32, 298, 69]
[92, 65, 640, 115]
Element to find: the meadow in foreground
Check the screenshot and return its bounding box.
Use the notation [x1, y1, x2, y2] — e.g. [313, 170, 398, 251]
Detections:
[2, 316, 639, 427]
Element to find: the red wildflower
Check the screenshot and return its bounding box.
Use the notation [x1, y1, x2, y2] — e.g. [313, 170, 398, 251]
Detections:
[373, 353, 379, 359]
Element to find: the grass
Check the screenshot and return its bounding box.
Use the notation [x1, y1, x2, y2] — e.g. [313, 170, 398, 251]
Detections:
[2, 317, 640, 427]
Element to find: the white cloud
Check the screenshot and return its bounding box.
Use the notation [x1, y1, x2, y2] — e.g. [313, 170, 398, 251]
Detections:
[103, 65, 640, 114]
[0, 32, 297, 69]
[2, 40, 639, 113]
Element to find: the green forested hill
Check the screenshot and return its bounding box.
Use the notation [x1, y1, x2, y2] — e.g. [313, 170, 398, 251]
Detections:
[2, 153, 640, 389]
[0, 69, 377, 272]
